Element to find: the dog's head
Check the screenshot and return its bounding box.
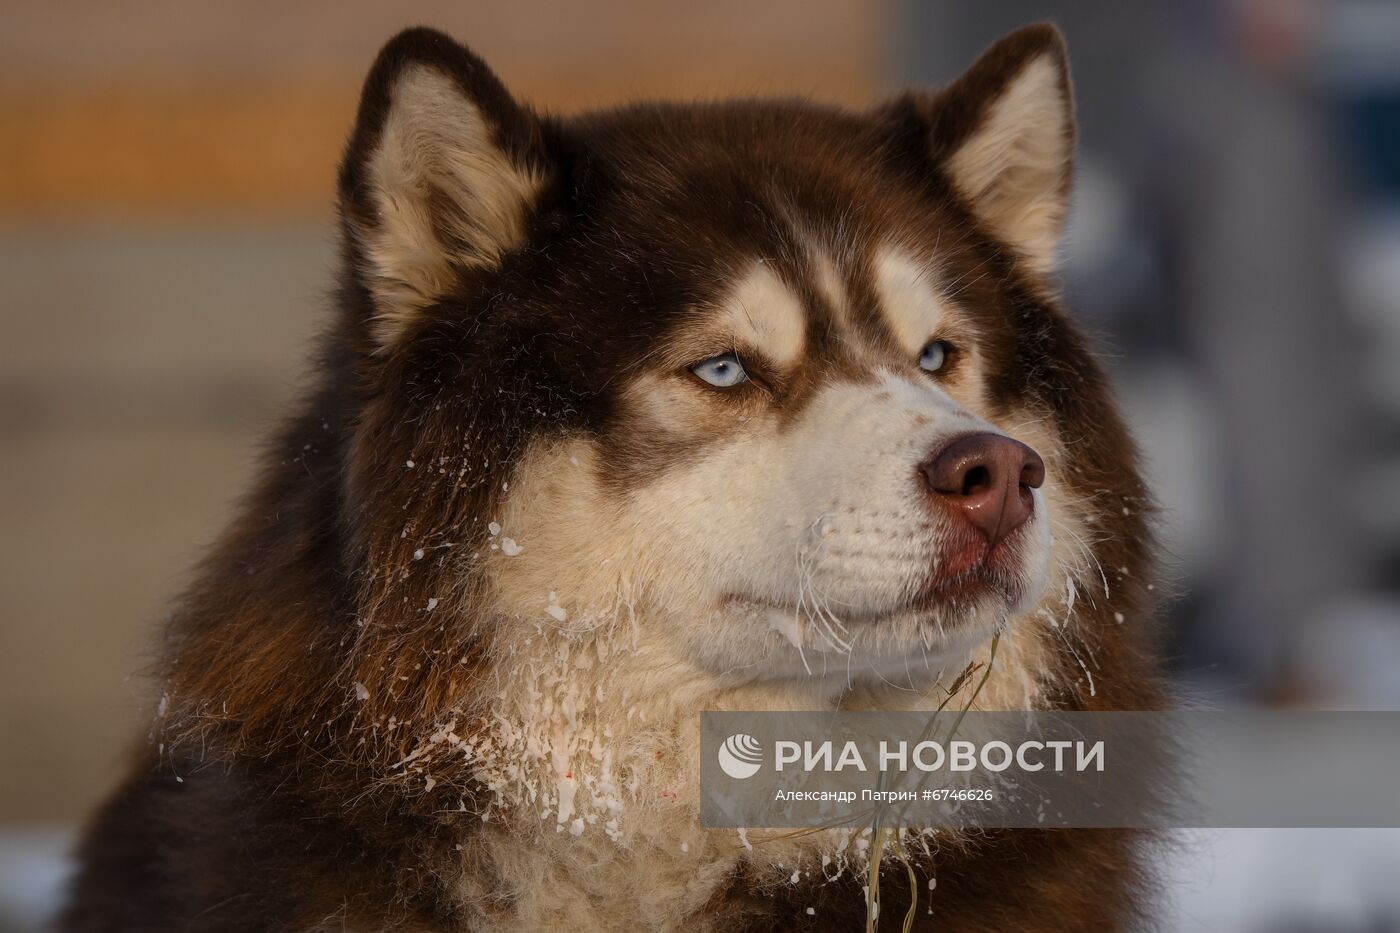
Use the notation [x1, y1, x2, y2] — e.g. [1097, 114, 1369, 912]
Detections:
[336, 26, 1129, 697]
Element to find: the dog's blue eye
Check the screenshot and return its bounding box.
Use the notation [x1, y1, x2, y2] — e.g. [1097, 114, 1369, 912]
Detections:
[691, 352, 749, 388]
[919, 340, 951, 373]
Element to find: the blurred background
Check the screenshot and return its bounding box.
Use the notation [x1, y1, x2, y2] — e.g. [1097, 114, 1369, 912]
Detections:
[2, 1, 1397, 929]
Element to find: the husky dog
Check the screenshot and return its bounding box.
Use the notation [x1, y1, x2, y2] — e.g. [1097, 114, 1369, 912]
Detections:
[64, 23, 1162, 932]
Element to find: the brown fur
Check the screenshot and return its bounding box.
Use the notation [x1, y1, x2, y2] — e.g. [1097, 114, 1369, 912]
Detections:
[63, 24, 1162, 931]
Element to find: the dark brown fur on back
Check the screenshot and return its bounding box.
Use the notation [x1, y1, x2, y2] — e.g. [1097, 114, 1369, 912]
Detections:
[63, 24, 1162, 932]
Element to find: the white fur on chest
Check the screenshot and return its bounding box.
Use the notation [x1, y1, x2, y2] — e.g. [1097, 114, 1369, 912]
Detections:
[444, 595, 1062, 931]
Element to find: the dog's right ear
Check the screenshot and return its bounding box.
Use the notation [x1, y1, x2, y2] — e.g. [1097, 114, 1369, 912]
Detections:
[338, 28, 556, 348]
[896, 24, 1074, 274]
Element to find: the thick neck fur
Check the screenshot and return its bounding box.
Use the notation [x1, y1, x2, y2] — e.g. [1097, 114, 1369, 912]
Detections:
[441, 602, 1054, 931]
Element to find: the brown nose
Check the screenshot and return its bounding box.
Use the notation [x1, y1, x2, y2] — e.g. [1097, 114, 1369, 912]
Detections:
[920, 433, 1045, 547]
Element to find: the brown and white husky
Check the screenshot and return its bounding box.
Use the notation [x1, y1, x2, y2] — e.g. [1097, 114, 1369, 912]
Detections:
[63, 23, 1163, 932]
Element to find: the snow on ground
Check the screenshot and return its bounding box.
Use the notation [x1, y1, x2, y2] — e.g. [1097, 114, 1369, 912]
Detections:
[1158, 829, 1400, 932]
[0, 827, 71, 933]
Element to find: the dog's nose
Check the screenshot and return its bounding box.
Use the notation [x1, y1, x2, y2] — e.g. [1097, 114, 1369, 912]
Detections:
[919, 433, 1045, 547]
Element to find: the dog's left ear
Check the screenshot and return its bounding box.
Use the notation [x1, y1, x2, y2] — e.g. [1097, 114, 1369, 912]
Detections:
[906, 24, 1074, 272]
[338, 28, 558, 347]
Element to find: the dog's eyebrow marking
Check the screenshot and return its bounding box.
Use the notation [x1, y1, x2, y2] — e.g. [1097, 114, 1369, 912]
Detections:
[872, 248, 949, 354]
[809, 252, 848, 327]
[717, 263, 806, 366]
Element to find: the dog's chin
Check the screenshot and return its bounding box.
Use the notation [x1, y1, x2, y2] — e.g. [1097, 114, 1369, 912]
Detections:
[733, 538, 1044, 641]
[713, 599, 1003, 692]
[767, 589, 1009, 645]
[724, 578, 1022, 655]
[681, 585, 1024, 693]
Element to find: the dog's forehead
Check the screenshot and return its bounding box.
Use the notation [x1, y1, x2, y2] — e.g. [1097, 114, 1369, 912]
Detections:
[677, 246, 952, 366]
[567, 106, 980, 374]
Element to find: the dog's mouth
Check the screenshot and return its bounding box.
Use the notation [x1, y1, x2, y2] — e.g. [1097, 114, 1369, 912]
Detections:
[911, 529, 1029, 608]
